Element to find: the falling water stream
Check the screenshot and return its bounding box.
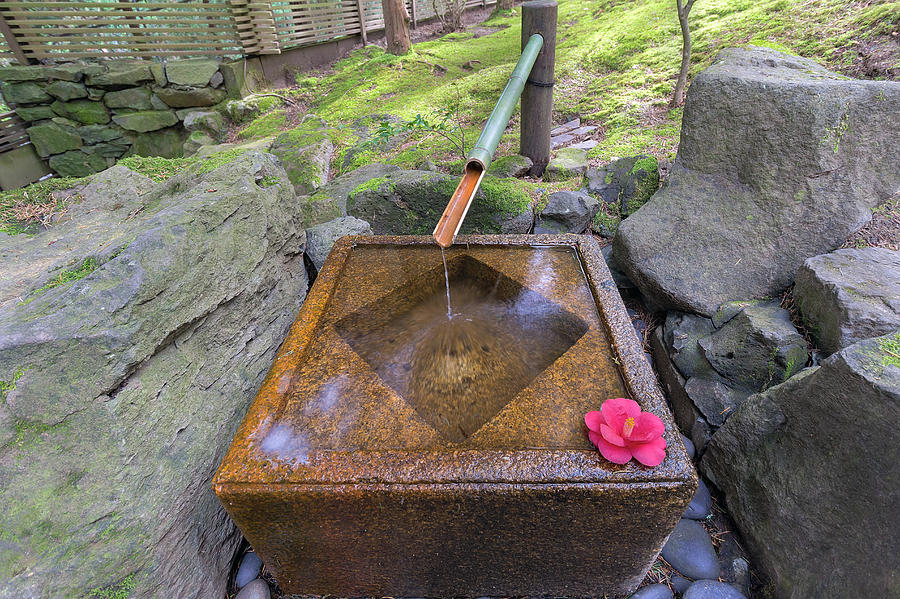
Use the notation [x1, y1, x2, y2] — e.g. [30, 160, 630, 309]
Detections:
[441, 246, 452, 321]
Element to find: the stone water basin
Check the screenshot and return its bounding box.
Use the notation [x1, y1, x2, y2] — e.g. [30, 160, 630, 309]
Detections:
[213, 234, 696, 598]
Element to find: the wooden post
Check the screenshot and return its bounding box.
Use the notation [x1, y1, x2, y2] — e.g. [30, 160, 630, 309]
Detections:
[520, 0, 556, 177]
[0, 12, 29, 65]
[410, 0, 417, 29]
[356, 0, 368, 45]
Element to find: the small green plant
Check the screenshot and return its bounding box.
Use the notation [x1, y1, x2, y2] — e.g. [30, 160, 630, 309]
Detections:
[258, 175, 280, 188]
[365, 86, 469, 161]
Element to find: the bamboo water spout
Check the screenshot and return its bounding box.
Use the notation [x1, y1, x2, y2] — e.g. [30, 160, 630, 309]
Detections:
[432, 33, 544, 248]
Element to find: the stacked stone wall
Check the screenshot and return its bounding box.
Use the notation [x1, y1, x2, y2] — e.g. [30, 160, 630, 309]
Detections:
[0, 59, 241, 177]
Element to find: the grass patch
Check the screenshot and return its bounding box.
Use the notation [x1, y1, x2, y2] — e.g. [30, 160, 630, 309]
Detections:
[0, 177, 86, 236]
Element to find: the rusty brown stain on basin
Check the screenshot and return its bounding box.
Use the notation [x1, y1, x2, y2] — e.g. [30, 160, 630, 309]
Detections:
[213, 234, 696, 598]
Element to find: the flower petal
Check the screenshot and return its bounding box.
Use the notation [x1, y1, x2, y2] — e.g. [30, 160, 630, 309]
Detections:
[631, 440, 666, 467]
[629, 412, 665, 442]
[600, 423, 626, 447]
[584, 410, 605, 432]
[595, 436, 633, 464]
[600, 398, 641, 432]
[587, 429, 603, 448]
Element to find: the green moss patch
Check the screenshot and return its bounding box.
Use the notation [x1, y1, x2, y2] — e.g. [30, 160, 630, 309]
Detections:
[877, 333, 900, 370]
[237, 109, 288, 139]
[25, 257, 99, 302]
[117, 155, 193, 182]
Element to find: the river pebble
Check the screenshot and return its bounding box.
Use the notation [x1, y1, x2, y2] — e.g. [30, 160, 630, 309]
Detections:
[683, 579, 747, 599]
[235, 578, 270, 599]
[235, 551, 263, 589]
[684, 478, 712, 520]
[661, 519, 720, 580]
[629, 583, 674, 599]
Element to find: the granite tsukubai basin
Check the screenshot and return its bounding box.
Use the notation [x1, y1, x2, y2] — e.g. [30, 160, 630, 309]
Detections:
[213, 234, 696, 598]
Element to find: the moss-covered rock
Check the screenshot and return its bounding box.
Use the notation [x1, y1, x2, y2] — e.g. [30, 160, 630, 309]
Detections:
[702, 329, 900, 598]
[112, 110, 178, 133]
[165, 59, 220, 87]
[545, 148, 589, 181]
[183, 110, 228, 142]
[1, 81, 51, 105]
[128, 127, 186, 158]
[85, 62, 153, 87]
[269, 118, 334, 195]
[182, 130, 217, 157]
[154, 86, 226, 108]
[0, 152, 307, 598]
[48, 150, 108, 177]
[45, 81, 88, 102]
[77, 124, 127, 145]
[585, 154, 659, 217]
[347, 170, 534, 235]
[26, 121, 83, 157]
[103, 87, 154, 110]
[50, 99, 111, 125]
[14, 105, 56, 123]
[487, 154, 533, 178]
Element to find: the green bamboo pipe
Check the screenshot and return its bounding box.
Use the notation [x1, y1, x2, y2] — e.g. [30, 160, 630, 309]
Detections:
[433, 33, 544, 247]
[466, 33, 544, 172]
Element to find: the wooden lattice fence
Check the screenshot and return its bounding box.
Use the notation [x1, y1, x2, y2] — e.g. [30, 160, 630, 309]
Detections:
[0, 111, 30, 153]
[0, 0, 495, 61]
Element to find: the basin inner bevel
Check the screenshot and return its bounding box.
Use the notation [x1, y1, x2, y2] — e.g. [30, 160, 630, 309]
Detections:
[335, 253, 590, 442]
[255, 242, 629, 456]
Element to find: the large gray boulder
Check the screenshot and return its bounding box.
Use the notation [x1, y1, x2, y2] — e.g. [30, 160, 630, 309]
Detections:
[702, 330, 900, 598]
[794, 247, 900, 355]
[698, 304, 808, 391]
[614, 47, 900, 316]
[0, 152, 308, 598]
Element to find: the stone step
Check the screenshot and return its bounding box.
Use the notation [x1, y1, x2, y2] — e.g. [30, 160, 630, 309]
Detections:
[550, 118, 580, 136]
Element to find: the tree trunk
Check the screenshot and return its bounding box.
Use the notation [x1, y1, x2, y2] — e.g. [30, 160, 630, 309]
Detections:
[672, 0, 694, 107]
[382, 0, 411, 55]
[499, 0, 513, 11]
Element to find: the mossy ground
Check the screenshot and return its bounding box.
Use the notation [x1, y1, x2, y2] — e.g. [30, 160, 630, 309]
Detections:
[230, 0, 892, 171]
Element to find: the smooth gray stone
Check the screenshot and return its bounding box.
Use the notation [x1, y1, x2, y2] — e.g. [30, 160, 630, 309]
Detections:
[684, 478, 712, 520]
[235, 578, 270, 599]
[630, 583, 674, 599]
[671, 575, 693, 594]
[681, 434, 696, 459]
[235, 552, 263, 589]
[683, 580, 747, 599]
[661, 519, 720, 581]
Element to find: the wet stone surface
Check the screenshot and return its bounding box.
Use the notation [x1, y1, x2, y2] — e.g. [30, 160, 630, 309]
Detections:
[214, 235, 695, 598]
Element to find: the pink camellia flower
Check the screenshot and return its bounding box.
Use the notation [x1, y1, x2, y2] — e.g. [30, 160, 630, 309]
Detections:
[585, 398, 667, 467]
